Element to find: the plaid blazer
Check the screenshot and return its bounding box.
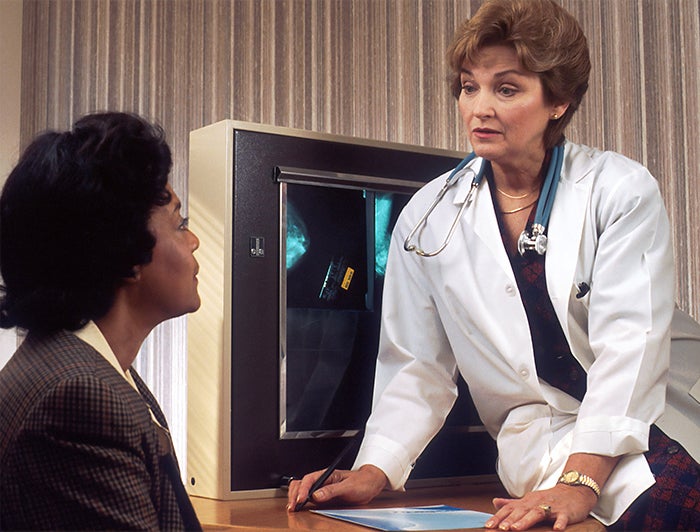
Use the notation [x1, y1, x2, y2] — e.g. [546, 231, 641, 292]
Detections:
[0, 330, 201, 531]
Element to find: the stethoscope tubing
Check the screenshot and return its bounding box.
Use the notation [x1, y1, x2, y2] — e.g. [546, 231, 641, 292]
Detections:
[402, 153, 480, 257]
[403, 145, 564, 258]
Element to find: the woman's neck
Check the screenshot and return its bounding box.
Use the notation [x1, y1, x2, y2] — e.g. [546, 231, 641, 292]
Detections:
[490, 150, 548, 195]
[94, 299, 153, 372]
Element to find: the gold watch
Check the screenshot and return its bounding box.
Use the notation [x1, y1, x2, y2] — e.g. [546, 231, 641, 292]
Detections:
[557, 470, 601, 497]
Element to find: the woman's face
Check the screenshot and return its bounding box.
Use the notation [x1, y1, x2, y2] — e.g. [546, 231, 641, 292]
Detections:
[458, 44, 568, 169]
[135, 184, 200, 324]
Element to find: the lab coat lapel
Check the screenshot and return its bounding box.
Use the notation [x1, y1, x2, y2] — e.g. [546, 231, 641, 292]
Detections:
[453, 158, 533, 375]
[545, 144, 596, 338]
[455, 159, 515, 281]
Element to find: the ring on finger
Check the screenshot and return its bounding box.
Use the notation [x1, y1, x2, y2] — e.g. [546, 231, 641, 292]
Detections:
[538, 504, 552, 518]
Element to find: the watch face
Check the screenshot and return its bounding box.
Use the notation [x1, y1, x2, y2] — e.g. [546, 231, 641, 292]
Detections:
[563, 471, 580, 483]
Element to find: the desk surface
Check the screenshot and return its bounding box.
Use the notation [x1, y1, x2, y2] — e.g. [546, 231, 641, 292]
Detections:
[191, 482, 606, 531]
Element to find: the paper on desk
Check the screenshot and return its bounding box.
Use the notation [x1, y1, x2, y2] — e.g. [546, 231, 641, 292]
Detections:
[311, 504, 493, 531]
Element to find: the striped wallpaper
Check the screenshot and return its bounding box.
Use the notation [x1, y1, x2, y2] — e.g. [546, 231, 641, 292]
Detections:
[20, 0, 700, 317]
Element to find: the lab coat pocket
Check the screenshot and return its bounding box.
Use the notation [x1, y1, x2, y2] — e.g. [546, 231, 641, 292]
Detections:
[568, 280, 591, 327]
[574, 281, 591, 303]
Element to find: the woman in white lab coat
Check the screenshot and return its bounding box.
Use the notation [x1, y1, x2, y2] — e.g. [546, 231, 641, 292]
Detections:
[288, 0, 700, 529]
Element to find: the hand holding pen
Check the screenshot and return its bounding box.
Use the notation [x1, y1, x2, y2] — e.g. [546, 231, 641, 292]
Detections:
[286, 437, 388, 512]
[292, 437, 359, 511]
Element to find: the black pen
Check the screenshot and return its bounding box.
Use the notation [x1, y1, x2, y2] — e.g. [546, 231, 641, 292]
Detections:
[294, 435, 360, 511]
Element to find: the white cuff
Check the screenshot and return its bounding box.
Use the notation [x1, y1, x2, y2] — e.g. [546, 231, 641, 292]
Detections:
[571, 415, 649, 456]
[352, 433, 413, 490]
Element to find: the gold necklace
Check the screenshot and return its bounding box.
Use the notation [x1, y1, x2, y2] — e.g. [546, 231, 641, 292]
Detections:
[500, 197, 538, 215]
[496, 186, 538, 199]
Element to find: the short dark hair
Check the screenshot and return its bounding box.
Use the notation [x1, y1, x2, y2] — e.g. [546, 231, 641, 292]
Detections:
[447, 0, 591, 150]
[0, 112, 172, 333]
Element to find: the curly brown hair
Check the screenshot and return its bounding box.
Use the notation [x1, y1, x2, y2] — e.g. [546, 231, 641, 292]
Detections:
[447, 0, 590, 150]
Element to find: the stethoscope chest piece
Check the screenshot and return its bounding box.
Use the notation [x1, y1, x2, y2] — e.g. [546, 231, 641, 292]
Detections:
[517, 224, 548, 256]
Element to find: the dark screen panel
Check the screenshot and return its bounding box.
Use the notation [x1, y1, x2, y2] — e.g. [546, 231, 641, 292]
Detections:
[285, 185, 369, 311]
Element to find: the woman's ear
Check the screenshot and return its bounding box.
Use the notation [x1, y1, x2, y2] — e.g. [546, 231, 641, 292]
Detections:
[127, 265, 142, 283]
[551, 102, 570, 120]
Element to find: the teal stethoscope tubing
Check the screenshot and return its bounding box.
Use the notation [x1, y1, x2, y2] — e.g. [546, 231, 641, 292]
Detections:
[517, 144, 563, 255]
[403, 152, 480, 257]
[403, 144, 564, 258]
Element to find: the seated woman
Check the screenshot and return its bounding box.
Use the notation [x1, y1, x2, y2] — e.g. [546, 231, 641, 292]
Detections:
[0, 112, 202, 530]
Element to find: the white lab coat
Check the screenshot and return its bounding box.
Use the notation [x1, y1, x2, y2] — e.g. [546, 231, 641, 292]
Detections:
[353, 141, 676, 525]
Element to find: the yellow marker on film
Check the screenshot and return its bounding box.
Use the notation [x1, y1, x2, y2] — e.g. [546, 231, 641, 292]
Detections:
[341, 267, 355, 290]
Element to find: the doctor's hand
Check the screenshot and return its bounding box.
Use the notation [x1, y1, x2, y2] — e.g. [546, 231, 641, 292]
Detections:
[484, 483, 598, 531]
[286, 464, 388, 512]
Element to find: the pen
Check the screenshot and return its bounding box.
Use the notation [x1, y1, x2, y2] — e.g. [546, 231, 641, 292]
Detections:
[294, 435, 360, 511]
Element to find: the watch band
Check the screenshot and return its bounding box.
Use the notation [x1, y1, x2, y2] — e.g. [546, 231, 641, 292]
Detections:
[557, 470, 601, 497]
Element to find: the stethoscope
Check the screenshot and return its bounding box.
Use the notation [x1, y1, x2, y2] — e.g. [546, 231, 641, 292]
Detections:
[403, 144, 564, 258]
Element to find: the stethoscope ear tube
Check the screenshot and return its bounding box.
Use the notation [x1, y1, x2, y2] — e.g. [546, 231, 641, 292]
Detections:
[403, 153, 480, 257]
[403, 181, 451, 256]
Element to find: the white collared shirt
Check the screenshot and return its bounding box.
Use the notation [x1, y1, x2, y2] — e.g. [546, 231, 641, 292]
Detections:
[74, 320, 140, 393]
